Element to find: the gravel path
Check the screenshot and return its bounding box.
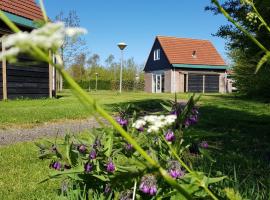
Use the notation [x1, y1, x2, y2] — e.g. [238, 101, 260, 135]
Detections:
[0, 118, 102, 146]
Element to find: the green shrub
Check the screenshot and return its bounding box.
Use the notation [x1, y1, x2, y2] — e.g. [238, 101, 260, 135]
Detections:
[64, 79, 145, 91]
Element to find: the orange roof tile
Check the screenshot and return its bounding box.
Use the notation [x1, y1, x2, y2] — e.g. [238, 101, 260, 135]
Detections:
[0, 0, 43, 21]
[157, 36, 226, 66]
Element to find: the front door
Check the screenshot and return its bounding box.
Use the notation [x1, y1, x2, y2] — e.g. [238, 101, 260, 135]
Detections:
[156, 74, 162, 93]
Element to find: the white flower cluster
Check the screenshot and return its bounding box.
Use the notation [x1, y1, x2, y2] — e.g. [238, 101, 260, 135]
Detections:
[132, 115, 177, 133]
[246, 12, 258, 24]
[0, 22, 87, 60]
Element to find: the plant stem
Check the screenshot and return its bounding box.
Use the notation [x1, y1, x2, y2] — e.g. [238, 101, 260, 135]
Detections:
[212, 0, 268, 53]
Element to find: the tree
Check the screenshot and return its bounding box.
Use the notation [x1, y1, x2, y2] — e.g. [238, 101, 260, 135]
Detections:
[55, 10, 87, 68]
[206, 0, 270, 97]
[69, 53, 87, 80]
[87, 54, 100, 68]
[55, 10, 88, 91]
[105, 54, 115, 68]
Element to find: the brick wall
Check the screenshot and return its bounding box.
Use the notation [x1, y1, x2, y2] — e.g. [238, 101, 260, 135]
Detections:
[164, 70, 172, 92]
[219, 73, 226, 93]
[144, 72, 152, 93]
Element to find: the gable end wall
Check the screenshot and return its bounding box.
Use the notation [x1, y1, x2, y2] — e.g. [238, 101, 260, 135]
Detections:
[144, 38, 171, 72]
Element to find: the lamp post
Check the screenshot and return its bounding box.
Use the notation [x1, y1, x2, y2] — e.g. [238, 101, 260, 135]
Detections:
[117, 42, 127, 93]
[95, 72, 98, 91]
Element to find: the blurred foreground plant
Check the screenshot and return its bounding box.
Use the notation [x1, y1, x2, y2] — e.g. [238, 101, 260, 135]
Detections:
[211, 0, 270, 73]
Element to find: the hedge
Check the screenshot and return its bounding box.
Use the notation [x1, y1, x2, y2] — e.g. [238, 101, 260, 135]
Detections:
[63, 79, 144, 91]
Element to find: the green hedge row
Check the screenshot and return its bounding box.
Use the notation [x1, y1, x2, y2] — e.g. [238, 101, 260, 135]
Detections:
[64, 80, 144, 91]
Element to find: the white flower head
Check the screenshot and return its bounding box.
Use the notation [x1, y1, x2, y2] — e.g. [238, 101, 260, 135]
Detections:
[0, 22, 88, 61]
[65, 27, 88, 37]
[140, 114, 177, 133]
[132, 119, 146, 129]
[0, 47, 20, 61]
[165, 115, 177, 125]
[147, 125, 160, 133]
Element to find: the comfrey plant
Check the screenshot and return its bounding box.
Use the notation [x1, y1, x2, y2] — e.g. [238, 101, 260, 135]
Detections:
[0, 1, 235, 199]
[37, 96, 223, 199]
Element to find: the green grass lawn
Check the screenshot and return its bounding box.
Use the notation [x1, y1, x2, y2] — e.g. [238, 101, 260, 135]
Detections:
[0, 90, 183, 129]
[0, 91, 270, 199]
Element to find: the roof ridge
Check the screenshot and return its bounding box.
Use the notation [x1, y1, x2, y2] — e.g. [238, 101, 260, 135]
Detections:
[156, 35, 210, 42]
[0, 0, 43, 21]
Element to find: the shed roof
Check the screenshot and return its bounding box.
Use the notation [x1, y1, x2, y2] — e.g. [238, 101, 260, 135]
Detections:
[0, 0, 43, 21]
[157, 36, 226, 66]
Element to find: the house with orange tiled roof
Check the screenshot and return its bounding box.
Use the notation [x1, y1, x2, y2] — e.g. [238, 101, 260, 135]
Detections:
[0, 0, 56, 100]
[144, 36, 230, 93]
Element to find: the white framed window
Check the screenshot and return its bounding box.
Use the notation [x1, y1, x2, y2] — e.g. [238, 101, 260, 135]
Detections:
[154, 49, 160, 61]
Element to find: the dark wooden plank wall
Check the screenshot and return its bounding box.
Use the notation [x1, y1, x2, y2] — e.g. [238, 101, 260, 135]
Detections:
[0, 41, 2, 99]
[6, 55, 49, 99]
[144, 38, 171, 72]
[205, 75, 219, 93]
[188, 74, 204, 92]
[0, 63, 2, 99]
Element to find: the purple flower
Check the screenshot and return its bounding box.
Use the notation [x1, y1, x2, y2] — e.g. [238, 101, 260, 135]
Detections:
[149, 186, 157, 196]
[184, 119, 191, 127]
[200, 141, 209, 149]
[106, 160, 115, 173]
[168, 160, 185, 179]
[165, 130, 175, 142]
[50, 161, 61, 170]
[125, 143, 133, 151]
[139, 174, 158, 196]
[169, 169, 185, 179]
[104, 184, 111, 194]
[116, 117, 128, 126]
[78, 145, 86, 153]
[184, 115, 198, 127]
[89, 149, 97, 159]
[192, 107, 199, 115]
[93, 138, 101, 149]
[84, 162, 93, 173]
[137, 126, 144, 132]
[170, 110, 178, 115]
[189, 115, 198, 124]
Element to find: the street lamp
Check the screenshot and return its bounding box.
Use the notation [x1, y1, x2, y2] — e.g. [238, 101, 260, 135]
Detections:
[117, 42, 127, 93]
[95, 72, 98, 91]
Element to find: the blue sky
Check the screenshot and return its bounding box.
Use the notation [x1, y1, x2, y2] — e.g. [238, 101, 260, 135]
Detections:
[44, 0, 229, 65]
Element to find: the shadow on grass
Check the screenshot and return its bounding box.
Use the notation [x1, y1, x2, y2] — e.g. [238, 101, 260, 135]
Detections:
[106, 98, 169, 114]
[203, 93, 270, 103]
[187, 105, 270, 192]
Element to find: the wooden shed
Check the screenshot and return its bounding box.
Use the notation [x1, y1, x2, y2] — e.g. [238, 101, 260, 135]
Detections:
[0, 0, 55, 100]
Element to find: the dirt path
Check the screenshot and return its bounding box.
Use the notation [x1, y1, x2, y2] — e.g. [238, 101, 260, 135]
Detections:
[0, 118, 102, 146]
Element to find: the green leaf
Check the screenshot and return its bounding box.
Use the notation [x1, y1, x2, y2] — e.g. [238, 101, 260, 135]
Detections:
[104, 129, 114, 157]
[171, 192, 190, 200]
[160, 103, 172, 112]
[180, 183, 201, 194]
[224, 188, 243, 200]
[199, 148, 216, 163]
[39, 167, 83, 183]
[69, 146, 79, 167]
[207, 176, 227, 184]
[92, 174, 109, 181]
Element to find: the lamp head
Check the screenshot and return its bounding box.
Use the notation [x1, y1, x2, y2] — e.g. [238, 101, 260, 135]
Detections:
[117, 42, 127, 50]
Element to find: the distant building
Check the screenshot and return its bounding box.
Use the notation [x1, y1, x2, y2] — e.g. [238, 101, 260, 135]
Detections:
[0, 0, 56, 100]
[144, 36, 230, 93]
